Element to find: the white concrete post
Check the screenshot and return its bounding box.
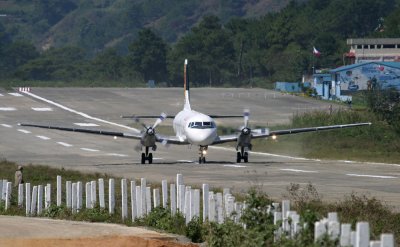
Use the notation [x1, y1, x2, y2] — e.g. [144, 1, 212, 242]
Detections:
[161, 180, 168, 208]
[146, 186, 151, 214]
[234, 202, 242, 223]
[71, 183, 77, 214]
[328, 221, 340, 240]
[66, 181, 72, 208]
[369, 241, 381, 247]
[216, 192, 223, 224]
[141, 178, 146, 215]
[18, 183, 24, 207]
[0, 180, 3, 201]
[45, 184, 51, 209]
[37, 185, 43, 215]
[170, 183, 176, 215]
[5, 182, 12, 210]
[56, 175, 61, 206]
[2, 179, 7, 200]
[153, 188, 160, 208]
[328, 212, 338, 222]
[130, 181, 137, 221]
[184, 189, 191, 224]
[85, 182, 91, 209]
[109, 178, 115, 214]
[223, 188, 230, 198]
[90, 180, 97, 208]
[25, 183, 31, 216]
[193, 189, 200, 219]
[77, 182, 82, 210]
[351, 231, 357, 246]
[98, 178, 105, 209]
[381, 234, 394, 247]
[176, 174, 183, 210]
[282, 200, 290, 232]
[208, 192, 216, 222]
[178, 185, 185, 213]
[121, 179, 128, 220]
[273, 212, 282, 225]
[202, 184, 209, 222]
[314, 221, 327, 242]
[189, 189, 194, 221]
[30, 186, 37, 216]
[225, 195, 235, 219]
[184, 186, 191, 215]
[356, 222, 369, 247]
[135, 185, 142, 218]
[340, 223, 351, 247]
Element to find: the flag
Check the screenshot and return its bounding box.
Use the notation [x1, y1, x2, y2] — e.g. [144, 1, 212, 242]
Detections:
[313, 46, 321, 57]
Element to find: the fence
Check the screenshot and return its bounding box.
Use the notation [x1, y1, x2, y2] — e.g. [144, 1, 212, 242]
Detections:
[0, 175, 395, 246]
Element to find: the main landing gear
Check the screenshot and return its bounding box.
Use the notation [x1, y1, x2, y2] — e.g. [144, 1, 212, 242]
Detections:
[198, 146, 208, 164]
[236, 146, 249, 163]
[141, 146, 156, 164]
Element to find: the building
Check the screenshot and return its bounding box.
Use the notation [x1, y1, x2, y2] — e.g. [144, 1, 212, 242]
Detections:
[275, 82, 301, 93]
[313, 61, 400, 101]
[346, 38, 400, 64]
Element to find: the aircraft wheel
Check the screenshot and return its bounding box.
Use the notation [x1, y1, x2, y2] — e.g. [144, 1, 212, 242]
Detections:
[236, 152, 241, 163]
[243, 152, 248, 163]
[141, 153, 146, 164]
[202, 157, 206, 164]
[148, 153, 153, 164]
[199, 157, 202, 164]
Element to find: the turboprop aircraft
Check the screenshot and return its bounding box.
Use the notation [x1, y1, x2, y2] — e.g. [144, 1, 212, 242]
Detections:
[20, 59, 371, 164]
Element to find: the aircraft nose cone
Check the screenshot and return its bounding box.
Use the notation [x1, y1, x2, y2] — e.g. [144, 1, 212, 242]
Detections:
[187, 129, 217, 145]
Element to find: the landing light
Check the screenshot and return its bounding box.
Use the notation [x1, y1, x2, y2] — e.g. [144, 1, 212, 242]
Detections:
[272, 135, 277, 140]
[114, 136, 117, 140]
[202, 150, 207, 155]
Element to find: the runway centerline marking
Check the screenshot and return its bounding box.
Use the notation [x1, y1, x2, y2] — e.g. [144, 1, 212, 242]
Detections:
[0, 93, 3, 96]
[36, 135, 50, 140]
[177, 160, 194, 163]
[17, 129, 31, 134]
[31, 107, 53, 112]
[80, 148, 100, 152]
[106, 153, 129, 157]
[0, 107, 16, 111]
[8, 93, 23, 97]
[1, 124, 12, 128]
[224, 164, 247, 168]
[280, 168, 318, 173]
[57, 142, 72, 147]
[346, 174, 397, 179]
[22, 91, 140, 132]
[74, 123, 99, 127]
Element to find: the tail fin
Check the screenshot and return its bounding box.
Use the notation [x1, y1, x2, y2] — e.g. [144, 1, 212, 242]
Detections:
[184, 59, 191, 110]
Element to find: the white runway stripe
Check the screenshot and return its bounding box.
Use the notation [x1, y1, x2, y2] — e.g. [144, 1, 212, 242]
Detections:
[177, 160, 194, 163]
[57, 142, 72, 147]
[8, 93, 23, 97]
[74, 123, 99, 127]
[224, 164, 247, 168]
[0, 93, 3, 96]
[280, 168, 318, 173]
[17, 129, 31, 134]
[0, 107, 16, 111]
[1, 124, 12, 128]
[36, 135, 50, 140]
[80, 148, 100, 152]
[22, 91, 140, 132]
[31, 107, 53, 112]
[106, 153, 129, 157]
[346, 174, 397, 179]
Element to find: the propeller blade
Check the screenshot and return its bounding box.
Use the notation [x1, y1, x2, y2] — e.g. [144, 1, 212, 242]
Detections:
[243, 109, 250, 128]
[152, 112, 167, 129]
[161, 139, 170, 148]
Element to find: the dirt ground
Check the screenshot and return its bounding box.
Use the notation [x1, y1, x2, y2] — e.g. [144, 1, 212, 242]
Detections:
[0, 216, 198, 247]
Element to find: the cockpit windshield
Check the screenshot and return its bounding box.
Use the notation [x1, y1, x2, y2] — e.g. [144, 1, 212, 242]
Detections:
[188, 121, 215, 129]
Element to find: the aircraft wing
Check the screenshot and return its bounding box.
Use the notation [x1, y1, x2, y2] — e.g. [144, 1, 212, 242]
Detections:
[121, 115, 242, 119]
[155, 134, 189, 145]
[18, 123, 142, 139]
[212, 122, 371, 144]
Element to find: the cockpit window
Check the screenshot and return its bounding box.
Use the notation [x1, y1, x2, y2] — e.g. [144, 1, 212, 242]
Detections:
[188, 121, 215, 129]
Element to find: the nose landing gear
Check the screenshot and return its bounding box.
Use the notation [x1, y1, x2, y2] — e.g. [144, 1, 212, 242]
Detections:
[141, 146, 154, 164]
[198, 146, 208, 164]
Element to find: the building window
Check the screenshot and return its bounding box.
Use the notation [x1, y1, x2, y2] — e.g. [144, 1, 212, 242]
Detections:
[377, 44, 382, 48]
[357, 45, 362, 49]
[383, 44, 396, 48]
[370, 45, 375, 49]
[363, 45, 368, 49]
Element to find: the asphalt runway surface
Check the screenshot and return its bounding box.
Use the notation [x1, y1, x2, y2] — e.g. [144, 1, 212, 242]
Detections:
[1, 87, 400, 209]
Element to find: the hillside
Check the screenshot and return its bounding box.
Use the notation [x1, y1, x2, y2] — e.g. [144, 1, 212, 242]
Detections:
[0, 0, 297, 55]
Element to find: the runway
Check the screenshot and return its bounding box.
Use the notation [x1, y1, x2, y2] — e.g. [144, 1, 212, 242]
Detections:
[1, 87, 400, 209]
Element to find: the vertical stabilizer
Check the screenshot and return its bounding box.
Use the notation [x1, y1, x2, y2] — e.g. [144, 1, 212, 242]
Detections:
[184, 59, 191, 110]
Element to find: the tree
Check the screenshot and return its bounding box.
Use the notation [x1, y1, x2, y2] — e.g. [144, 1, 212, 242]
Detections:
[128, 29, 168, 82]
[90, 48, 125, 81]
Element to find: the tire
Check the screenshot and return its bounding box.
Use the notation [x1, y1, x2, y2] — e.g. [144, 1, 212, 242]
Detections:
[236, 152, 241, 163]
[148, 153, 153, 164]
[243, 152, 248, 163]
[199, 157, 202, 164]
[141, 153, 145, 164]
[202, 157, 206, 164]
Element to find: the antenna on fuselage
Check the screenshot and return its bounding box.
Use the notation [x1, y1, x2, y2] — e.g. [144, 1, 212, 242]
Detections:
[184, 59, 191, 110]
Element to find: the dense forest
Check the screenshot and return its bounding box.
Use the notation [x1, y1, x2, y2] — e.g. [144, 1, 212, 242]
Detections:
[1, 0, 400, 87]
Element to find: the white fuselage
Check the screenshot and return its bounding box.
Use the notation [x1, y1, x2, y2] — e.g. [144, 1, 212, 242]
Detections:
[173, 108, 217, 146]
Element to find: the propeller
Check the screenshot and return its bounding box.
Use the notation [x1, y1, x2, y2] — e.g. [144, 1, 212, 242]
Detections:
[133, 112, 168, 151]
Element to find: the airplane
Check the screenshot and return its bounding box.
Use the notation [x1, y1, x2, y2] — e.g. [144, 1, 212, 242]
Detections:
[20, 59, 371, 164]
